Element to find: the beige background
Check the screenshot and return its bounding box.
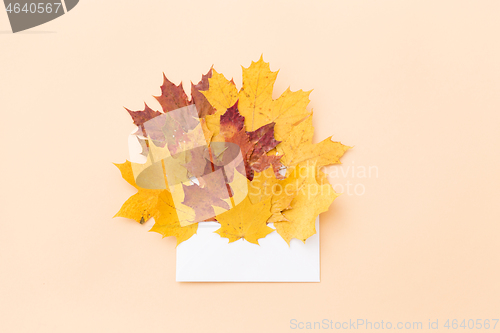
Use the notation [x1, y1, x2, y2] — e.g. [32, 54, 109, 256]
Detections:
[1, 1, 500, 332]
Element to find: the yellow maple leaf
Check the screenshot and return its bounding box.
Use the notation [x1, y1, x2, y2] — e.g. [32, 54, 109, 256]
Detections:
[268, 166, 305, 222]
[277, 115, 351, 170]
[238, 56, 278, 131]
[249, 165, 306, 223]
[215, 196, 274, 245]
[275, 162, 339, 245]
[201, 69, 238, 112]
[116, 58, 350, 247]
[114, 161, 162, 223]
[149, 190, 198, 245]
[200, 118, 213, 143]
[202, 56, 312, 141]
[238, 56, 312, 140]
[270, 88, 312, 141]
[248, 167, 277, 204]
[202, 69, 238, 139]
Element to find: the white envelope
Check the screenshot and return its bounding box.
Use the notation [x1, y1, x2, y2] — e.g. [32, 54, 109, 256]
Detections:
[128, 132, 320, 282]
[176, 219, 319, 282]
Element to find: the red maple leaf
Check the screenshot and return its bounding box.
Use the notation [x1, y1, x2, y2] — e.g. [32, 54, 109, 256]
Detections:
[181, 171, 231, 223]
[126, 103, 162, 127]
[191, 68, 216, 118]
[217, 101, 283, 180]
[154, 74, 191, 112]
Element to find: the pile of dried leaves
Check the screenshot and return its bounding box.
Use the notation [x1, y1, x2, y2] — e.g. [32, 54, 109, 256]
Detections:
[115, 57, 349, 245]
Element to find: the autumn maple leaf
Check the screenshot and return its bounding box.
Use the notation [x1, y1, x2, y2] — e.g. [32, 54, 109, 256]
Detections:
[213, 101, 283, 180]
[277, 116, 350, 170]
[126, 103, 162, 129]
[113, 161, 162, 224]
[215, 196, 274, 244]
[202, 57, 312, 141]
[150, 190, 198, 245]
[126, 68, 216, 136]
[154, 74, 191, 112]
[116, 57, 351, 246]
[191, 68, 217, 118]
[181, 170, 231, 223]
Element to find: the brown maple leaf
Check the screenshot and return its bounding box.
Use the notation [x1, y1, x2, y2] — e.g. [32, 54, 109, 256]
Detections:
[154, 74, 192, 112]
[141, 113, 168, 144]
[215, 101, 283, 180]
[246, 122, 282, 175]
[183, 146, 212, 180]
[161, 113, 191, 153]
[181, 170, 231, 222]
[191, 68, 216, 118]
[126, 103, 162, 127]
[127, 71, 214, 142]
[126, 103, 163, 140]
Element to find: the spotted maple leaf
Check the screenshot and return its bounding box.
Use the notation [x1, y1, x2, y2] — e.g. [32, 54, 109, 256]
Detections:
[214, 101, 283, 180]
